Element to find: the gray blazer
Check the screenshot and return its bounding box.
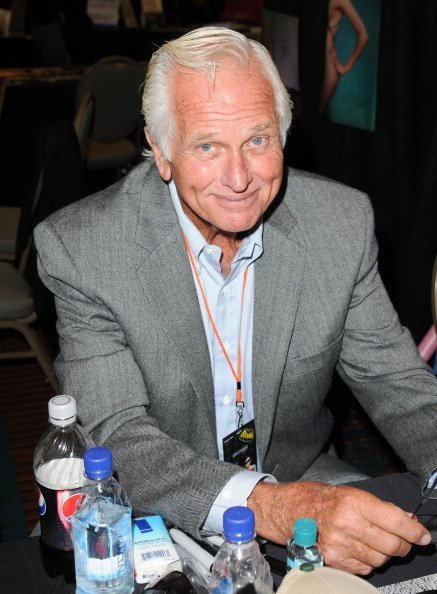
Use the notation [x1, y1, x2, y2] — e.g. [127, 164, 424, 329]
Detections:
[34, 162, 437, 538]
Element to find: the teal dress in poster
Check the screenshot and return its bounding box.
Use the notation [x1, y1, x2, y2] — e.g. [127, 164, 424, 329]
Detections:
[320, 0, 381, 132]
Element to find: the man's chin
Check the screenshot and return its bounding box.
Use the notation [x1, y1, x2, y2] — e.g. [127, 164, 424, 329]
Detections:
[223, 217, 263, 236]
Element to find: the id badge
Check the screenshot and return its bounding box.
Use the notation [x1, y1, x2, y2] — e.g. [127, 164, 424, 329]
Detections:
[223, 419, 257, 471]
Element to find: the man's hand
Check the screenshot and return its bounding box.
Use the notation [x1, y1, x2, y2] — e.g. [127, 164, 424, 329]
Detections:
[248, 481, 431, 575]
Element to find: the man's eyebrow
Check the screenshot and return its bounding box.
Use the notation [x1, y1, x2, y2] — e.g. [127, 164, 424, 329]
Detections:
[188, 122, 275, 145]
[249, 122, 274, 134]
[190, 133, 216, 144]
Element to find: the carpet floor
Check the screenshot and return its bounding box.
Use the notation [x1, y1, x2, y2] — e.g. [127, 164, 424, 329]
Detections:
[0, 327, 56, 539]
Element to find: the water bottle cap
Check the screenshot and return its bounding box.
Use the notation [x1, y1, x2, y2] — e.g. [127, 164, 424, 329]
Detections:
[48, 395, 77, 427]
[84, 447, 113, 480]
[293, 518, 317, 547]
[223, 506, 255, 543]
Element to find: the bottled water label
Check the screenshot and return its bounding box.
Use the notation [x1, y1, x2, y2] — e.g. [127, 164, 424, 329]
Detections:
[84, 552, 127, 580]
[210, 576, 233, 594]
[73, 502, 133, 591]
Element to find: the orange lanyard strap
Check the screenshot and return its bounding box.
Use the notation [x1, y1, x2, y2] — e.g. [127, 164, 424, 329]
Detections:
[182, 234, 249, 427]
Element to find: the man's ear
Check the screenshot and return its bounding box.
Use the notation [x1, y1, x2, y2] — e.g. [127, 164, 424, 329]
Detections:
[144, 128, 172, 181]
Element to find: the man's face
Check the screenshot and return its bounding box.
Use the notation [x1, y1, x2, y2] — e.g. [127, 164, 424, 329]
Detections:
[149, 59, 284, 236]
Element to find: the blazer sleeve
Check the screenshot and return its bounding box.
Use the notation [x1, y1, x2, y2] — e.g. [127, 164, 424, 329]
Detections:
[34, 218, 242, 538]
[336, 198, 437, 479]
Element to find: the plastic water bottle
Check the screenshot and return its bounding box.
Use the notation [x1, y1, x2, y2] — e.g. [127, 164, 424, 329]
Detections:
[286, 517, 323, 571]
[33, 395, 94, 582]
[209, 506, 273, 594]
[71, 446, 134, 594]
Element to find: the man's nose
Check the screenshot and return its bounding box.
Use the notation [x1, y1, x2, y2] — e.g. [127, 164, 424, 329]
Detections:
[221, 151, 253, 192]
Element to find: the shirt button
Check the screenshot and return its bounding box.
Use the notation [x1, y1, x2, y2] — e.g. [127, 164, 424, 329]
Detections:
[223, 489, 232, 499]
[205, 248, 214, 255]
[223, 342, 230, 351]
[223, 395, 230, 405]
[223, 286, 230, 295]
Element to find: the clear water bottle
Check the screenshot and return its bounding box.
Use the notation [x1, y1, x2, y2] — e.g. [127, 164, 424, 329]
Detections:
[209, 506, 273, 594]
[71, 446, 134, 594]
[286, 517, 323, 571]
[33, 395, 94, 582]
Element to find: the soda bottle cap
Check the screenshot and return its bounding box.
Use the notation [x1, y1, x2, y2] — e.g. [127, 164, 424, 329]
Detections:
[48, 395, 77, 427]
[84, 447, 113, 480]
[293, 518, 317, 547]
[223, 506, 255, 543]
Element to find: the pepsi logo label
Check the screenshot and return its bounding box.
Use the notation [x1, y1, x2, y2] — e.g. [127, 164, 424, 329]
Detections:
[61, 493, 83, 522]
[37, 487, 46, 516]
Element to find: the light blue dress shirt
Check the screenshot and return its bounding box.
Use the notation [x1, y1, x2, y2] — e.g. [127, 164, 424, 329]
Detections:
[168, 182, 273, 533]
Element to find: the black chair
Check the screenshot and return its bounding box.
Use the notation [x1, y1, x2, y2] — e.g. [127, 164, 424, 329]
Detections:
[75, 55, 146, 175]
[12, 119, 88, 356]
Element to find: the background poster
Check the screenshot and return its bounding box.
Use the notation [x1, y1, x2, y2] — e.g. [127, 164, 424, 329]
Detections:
[320, 0, 381, 132]
[262, 8, 300, 91]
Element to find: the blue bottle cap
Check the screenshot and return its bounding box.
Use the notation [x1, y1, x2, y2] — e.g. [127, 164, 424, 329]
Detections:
[293, 518, 317, 547]
[223, 506, 255, 543]
[84, 447, 113, 480]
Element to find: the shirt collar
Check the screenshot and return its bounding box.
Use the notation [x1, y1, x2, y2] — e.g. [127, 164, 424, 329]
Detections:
[168, 180, 263, 262]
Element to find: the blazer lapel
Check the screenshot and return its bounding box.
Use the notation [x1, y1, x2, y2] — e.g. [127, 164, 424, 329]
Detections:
[135, 169, 217, 441]
[253, 201, 307, 463]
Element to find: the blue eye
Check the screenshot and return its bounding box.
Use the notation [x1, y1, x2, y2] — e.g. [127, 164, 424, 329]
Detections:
[252, 137, 263, 145]
[200, 143, 212, 152]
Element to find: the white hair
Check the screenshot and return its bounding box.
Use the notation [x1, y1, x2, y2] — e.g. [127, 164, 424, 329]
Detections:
[142, 26, 293, 160]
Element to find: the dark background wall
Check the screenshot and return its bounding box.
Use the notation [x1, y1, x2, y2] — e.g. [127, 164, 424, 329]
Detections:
[267, 0, 437, 343]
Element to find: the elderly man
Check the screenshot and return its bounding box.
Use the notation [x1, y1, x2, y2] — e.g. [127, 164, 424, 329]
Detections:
[35, 27, 437, 575]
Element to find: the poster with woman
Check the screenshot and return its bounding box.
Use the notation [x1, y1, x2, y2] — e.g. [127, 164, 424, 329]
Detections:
[320, 0, 381, 132]
[262, 6, 300, 92]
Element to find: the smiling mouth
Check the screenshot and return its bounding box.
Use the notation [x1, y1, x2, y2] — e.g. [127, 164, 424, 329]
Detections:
[215, 191, 257, 203]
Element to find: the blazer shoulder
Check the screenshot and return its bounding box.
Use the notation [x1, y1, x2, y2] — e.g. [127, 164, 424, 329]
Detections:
[274, 168, 375, 261]
[284, 167, 372, 215]
[35, 161, 162, 241]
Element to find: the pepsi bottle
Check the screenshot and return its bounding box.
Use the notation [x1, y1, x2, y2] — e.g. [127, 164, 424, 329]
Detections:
[33, 395, 94, 582]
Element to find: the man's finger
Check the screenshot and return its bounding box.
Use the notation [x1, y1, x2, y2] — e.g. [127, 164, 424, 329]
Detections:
[321, 538, 389, 575]
[361, 496, 431, 546]
[360, 522, 413, 558]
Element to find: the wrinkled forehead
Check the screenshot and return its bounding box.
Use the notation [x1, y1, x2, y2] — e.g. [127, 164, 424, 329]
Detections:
[169, 58, 274, 105]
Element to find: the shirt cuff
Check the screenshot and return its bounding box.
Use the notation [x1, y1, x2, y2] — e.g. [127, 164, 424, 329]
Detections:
[203, 470, 276, 534]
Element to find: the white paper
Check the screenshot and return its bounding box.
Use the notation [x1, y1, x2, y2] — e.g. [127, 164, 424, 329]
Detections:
[87, 0, 121, 27]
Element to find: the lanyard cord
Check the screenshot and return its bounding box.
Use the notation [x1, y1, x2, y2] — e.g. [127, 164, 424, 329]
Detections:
[182, 233, 249, 427]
